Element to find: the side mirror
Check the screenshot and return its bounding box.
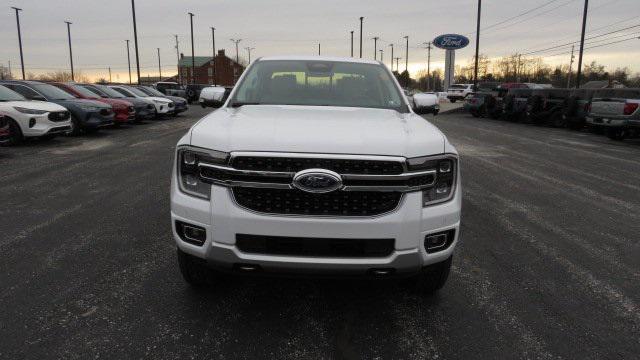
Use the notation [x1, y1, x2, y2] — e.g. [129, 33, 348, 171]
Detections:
[412, 93, 439, 115]
[200, 86, 227, 108]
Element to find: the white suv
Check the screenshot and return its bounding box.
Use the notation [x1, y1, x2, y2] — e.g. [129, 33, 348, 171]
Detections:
[171, 56, 461, 294]
[447, 84, 473, 103]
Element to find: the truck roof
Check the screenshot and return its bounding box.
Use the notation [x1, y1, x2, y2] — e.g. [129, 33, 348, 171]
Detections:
[257, 55, 382, 65]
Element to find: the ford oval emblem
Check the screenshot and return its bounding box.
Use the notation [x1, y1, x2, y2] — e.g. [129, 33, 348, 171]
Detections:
[292, 169, 343, 193]
[433, 34, 470, 50]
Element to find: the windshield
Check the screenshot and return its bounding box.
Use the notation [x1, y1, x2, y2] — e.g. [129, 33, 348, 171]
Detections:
[33, 84, 76, 100]
[68, 84, 100, 99]
[90, 84, 125, 98]
[138, 86, 164, 97]
[0, 85, 27, 101]
[229, 60, 407, 111]
[123, 86, 149, 97]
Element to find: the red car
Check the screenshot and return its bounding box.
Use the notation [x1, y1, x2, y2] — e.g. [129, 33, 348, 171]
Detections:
[51, 82, 136, 124]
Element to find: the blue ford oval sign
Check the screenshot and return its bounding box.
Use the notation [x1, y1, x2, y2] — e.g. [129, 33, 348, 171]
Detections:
[433, 34, 470, 50]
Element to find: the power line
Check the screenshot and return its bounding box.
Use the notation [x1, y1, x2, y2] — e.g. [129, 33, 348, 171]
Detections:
[480, 0, 578, 36]
[466, 0, 562, 35]
[543, 35, 640, 57]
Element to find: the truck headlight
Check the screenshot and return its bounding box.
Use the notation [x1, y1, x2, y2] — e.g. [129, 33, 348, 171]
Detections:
[408, 155, 457, 207]
[176, 146, 229, 199]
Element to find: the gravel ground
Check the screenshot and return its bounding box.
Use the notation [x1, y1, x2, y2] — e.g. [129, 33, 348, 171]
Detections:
[0, 107, 638, 359]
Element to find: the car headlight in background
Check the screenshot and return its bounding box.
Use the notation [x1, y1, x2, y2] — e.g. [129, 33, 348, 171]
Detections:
[407, 155, 458, 207]
[13, 106, 48, 115]
[176, 146, 229, 199]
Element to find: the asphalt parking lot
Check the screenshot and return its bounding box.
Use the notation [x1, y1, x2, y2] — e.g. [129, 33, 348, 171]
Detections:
[1, 107, 639, 359]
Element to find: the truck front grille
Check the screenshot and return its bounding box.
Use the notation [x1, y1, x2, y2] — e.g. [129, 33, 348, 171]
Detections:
[232, 187, 402, 216]
[48, 111, 70, 122]
[231, 156, 404, 175]
[236, 234, 395, 258]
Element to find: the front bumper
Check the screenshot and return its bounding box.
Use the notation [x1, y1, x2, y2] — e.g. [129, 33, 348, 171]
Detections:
[81, 111, 114, 128]
[170, 174, 462, 276]
[19, 113, 72, 137]
[172, 103, 189, 114]
[154, 103, 172, 114]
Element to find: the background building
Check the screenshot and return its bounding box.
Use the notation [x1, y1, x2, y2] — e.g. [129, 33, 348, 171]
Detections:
[177, 49, 245, 86]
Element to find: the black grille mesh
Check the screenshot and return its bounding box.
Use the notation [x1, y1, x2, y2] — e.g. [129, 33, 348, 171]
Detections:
[48, 111, 70, 122]
[233, 187, 402, 216]
[231, 156, 404, 175]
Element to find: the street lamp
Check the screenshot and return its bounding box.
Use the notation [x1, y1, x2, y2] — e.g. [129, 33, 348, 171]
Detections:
[230, 38, 242, 64]
[350, 31, 354, 57]
[11, 7, 25, 79]
[211, 27, 216, 85]
[157, 47, 162, 80]
[388, 43, 394, 71]
[64, 21, 74, 81]
[131, 0, 141, 84]
[188, 12, 195, 84]
[245, 47, 255, 63]
[359, 17, 364, 58]
[473, 0, 482, 91]
[373, 37, 379, 60]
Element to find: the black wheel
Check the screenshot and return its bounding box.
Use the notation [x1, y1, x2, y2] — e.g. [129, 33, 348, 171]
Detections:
[177, 248, 210, 286]
[68, 115, 82, 136]
[0, 118, 24, 146]
[550, 112, 566, 128]
[413, 256, 452, 295]
[606, 128, 627, 141]
[479, 104, 489, 118]
[450, 99, 457, 103]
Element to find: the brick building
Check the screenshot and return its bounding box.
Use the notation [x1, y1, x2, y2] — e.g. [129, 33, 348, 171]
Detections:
[177, 49, 245, 86]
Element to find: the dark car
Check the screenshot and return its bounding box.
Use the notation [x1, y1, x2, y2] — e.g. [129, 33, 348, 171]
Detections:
[80, 84, 156, 121]
[563, 89, 598, 130]
[185, 84, 208, 103]
[0, 114, 9, 144]
[502, 88, 535, 122]
[0, 80, 113, 135]
[134, 85, 188, 116]
[51, 82, 135, 125]
[526, 89, 571, 127]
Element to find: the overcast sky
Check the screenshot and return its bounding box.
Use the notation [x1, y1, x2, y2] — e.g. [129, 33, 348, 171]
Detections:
[1, 0, 638, 81]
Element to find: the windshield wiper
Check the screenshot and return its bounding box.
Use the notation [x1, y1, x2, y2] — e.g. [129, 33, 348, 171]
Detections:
[230, 101, 261, 108]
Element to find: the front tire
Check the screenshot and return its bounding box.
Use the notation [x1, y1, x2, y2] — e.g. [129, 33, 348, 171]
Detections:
[414, 256, 452, 295]
[1, 119, 24, 146]
[606, 128, 627, 141]
[68, 116, 82, 136]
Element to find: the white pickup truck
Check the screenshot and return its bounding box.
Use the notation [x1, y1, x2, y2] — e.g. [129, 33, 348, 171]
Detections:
[171, 56, 461, 294]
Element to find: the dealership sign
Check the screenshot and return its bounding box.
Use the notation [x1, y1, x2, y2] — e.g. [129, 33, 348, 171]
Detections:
[433, 34, 470, 50]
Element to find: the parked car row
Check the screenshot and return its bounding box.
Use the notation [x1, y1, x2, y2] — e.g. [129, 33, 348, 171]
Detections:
[464, 84, 640, 141]
[0, 80, 188, 146]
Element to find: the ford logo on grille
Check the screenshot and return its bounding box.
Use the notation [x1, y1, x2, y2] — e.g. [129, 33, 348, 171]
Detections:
[292, 169, 343, 193]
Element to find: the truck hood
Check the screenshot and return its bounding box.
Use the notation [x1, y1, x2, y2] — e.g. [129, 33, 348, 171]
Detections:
[190, 105, 445, 157]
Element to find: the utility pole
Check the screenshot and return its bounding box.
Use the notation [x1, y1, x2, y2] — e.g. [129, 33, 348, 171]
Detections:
[245, 47, 255, 63]
[394, 57, 401, 72]
[404, 36, 409, 86]
[230, 38, 242, 64]
[424, 42, 432, 90]
[575, 0, 589, 88]
[11, 7, 25, 80]
[379, 49, 383, 63]
[188, 12, 195, 84]
[516, 53, 522, 82]
[473, 0, 482, 91]
[211, 27, 216, 85]
[173, 35, 180, 85]
[8, 60, 12, 79]
[359, 17, 364, 58]
[131, 0, 141, 84]
[64, 21, 74, 81]
[157, 48, 162, 80]
[389, 44, 394, 71]
[126, 40, 132, 84]
[350, 31, 354, 57]
[108, 67, 112, 83]
[373, 37, 379, 60]
[567, 45, 575, 88]
[318, 43, 321, 56]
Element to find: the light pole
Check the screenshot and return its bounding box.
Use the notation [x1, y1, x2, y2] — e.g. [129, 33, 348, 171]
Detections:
[359, 17, 364, 58]
[350, 31, 354, 57]
[575, 0, 589, 88]
[395, 57, 401, 72]
[373, 37, 379, 60]
[211, 27, 216, 85]
[131, 0, 141, 84]
[424, 42, 432, 90]
[11, 7, 25, 79]
[389, 44, 394, 71]
[173, 35, 180, 85]
[157, 48, 162, 80]
[318, 43, 321, 56]
[567, 45, 575, 88]
[126, 40, 132, 84]
[379, 49, 383, 63]
[64, 21, 74, 81]
[188, 12, 195, 84]
[245, 47, 255, 63]
[404, 36, 409, 74]
[230, 38, 242, 64]
[473, 0, 482, 91]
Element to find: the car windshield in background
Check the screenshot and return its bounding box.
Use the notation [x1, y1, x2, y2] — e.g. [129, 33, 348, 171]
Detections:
[69, 84, 100, 98]
[229, 60, 407, 112]
[32, 84, 76, 100]
[139, 86, 165, 97]
[125, 87, 150, 97]
[91, 85, 126, 98]
[0, 85, 27, 101]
